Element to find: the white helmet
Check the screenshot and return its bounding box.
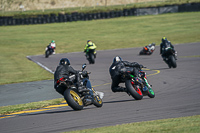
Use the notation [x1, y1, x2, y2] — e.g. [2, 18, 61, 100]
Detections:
[113, 56, 122, 63]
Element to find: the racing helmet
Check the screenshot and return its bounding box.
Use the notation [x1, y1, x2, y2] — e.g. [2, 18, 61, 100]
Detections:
[113, 56, 122, 63]
[51, 40, 55, 43]
[87, 40, 91, 43]
[162, 37, 167, 43]
[59, 58, 70, 65]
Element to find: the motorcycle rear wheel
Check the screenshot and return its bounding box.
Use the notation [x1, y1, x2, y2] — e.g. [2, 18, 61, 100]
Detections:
[64, 89, 84, 110]
[125, 80, 143, 100]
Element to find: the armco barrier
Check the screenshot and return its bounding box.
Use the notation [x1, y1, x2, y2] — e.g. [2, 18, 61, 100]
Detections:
[0, 3, 199, 26]
[158, 5, 178, 14]
[135, 7, 159, 16]
[178, 3, 200, 12]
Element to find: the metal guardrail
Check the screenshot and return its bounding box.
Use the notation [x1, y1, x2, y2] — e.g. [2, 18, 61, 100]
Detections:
[0, 2, 199, 26]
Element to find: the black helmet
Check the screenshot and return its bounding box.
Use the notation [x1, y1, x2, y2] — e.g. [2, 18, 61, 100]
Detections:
[87, 40, 91, 43]
[162, 37, 167, 43]
[113, 56, 122, 63]
[59, 58, 70, 65]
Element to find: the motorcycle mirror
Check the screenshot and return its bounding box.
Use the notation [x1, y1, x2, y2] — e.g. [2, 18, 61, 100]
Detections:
[82, 63, 86, 71]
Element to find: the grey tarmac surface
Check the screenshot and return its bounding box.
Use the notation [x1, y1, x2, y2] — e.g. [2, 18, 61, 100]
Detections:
[0, 42, 200, 133]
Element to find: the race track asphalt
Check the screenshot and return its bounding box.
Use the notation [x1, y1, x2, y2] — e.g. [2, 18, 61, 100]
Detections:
[0, 42, 200, 133]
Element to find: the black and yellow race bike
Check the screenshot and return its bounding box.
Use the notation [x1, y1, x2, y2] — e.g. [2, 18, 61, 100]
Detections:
[56, 64, 103, 110]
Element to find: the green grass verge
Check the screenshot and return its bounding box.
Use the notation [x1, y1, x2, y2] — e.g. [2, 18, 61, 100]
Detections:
[65, 115, 200, 133]
[0, 98, 64, 115]
[0, 11, 200, 85]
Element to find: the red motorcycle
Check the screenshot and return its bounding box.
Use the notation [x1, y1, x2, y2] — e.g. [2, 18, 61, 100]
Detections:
[139, 43, 155, 55]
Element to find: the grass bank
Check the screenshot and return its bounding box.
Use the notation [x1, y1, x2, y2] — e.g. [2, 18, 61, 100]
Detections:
[1, 0, 200, 18]
[0, 12, 200, 85]
[66, 115, 200, 133]
[0, 98, 64, 115]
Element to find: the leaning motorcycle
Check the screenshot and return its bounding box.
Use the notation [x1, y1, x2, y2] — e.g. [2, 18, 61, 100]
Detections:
[56, 64, 103, 110]
[121, 68, 155, 100]
[85, 49, 96, 64]
[139, 43, 155, 55]
[45, 46, 54, 58]
[163, 47, 177, 68]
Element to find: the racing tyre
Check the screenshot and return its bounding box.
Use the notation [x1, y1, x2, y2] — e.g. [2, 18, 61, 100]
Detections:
[89, 53, 95, 64]
[45, 50, 49, 58]
[93, 95, 103, 107]
[139, 50, 144, 55]
[64, 89, 84, 110]
[125, 80, 143, 100]
[169, 55, 177, 68]
[147, 87, 155, 98]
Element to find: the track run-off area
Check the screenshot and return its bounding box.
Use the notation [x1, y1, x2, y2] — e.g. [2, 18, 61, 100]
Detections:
[0, 42, 200, 133]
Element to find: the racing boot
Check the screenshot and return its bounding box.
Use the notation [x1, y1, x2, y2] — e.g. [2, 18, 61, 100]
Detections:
[175, 51, 178, 60]
[114, 87, 126, 92]
[78, 85, 90, 93]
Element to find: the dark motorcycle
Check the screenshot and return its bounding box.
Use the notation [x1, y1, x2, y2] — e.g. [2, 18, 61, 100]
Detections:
[56, 64, 103, 110]
[163, 47, 177, 68]
[139, 43, 155, 55]
[121, 67, 155, 100]
[85, 49, 96, 64]
[45, 46, 54, 58]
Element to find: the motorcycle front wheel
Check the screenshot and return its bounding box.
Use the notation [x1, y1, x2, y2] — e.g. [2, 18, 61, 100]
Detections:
[147, 87, 155, 98]
[169, 55, 177, 68]
[139, 50, 144, 55]
[125, 80, 143, 100]
[89, 53, 95, 64]
[45, 50, 50, 58]
[64, 89, 84, 110]
[93, 95, 103, 108]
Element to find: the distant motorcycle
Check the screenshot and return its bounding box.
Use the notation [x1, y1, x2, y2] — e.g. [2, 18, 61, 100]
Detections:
[139, 43, 156, 55]
[45, 45, 55, 58]
[56, 64, 103, 110]
[163, 47, 177, 68]
[121, 67, 155, 100]
[85, 49, 96, 64]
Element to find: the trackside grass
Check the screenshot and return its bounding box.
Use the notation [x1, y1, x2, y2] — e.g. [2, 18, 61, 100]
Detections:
[0, 98, 64, 115]
[65, 115, 200, 133]
[0, 12, 200, 85]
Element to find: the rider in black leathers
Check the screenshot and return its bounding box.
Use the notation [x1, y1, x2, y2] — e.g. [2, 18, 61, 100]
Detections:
[109, 56, 143, 93]
[54, 58, 88, 95]
[160, 37, 177, 61]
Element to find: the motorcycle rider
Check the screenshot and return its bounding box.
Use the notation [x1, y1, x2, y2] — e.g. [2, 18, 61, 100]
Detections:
[84, 40, 97, 58]
[46, 40, 56, 54]
[146, 43, 156, 54]
[54, 58, 88, 96]
[160, 37, 177, 61]
[109, 56, 143, 93]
